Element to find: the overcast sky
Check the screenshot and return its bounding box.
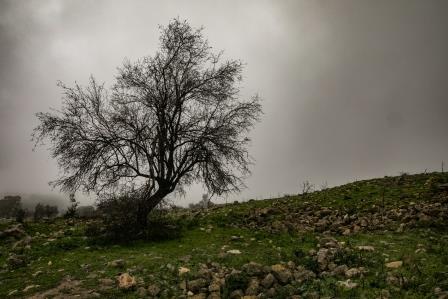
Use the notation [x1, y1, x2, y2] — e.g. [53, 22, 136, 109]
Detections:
[1, 0, 447, 206]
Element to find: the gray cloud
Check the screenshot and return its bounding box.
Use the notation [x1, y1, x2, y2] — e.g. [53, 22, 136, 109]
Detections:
[1, 0, 447, 205]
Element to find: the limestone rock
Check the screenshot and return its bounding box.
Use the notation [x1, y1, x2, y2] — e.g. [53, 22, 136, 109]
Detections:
[147, 284, 160, 296]
[242, 262, 264, 276]
[108, 259, 125, 268]
[271, 264, 292, 284]
[188, 278, 208, 293]
[261, 273, 275, 288]
[337, 279, 358, 289]
[385, 261, 403, 269]
[357, 245, 375, 252]
[117, 273, 136, 289]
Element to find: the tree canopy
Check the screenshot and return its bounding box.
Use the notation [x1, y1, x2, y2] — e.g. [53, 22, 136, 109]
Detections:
[33, 19, 262, 225]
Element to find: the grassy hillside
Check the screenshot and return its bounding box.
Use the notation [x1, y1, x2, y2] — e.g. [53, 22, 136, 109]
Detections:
[1, 172, 448, 298]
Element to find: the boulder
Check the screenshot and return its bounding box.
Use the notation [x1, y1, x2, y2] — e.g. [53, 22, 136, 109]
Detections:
[271, 264, 292, 285]
[261, 273, 275, 288]
[208, 278, 222, 293]
[245, 278, 259, 296]
[242, 262, 264, 276]
[188, 278, 208, 293]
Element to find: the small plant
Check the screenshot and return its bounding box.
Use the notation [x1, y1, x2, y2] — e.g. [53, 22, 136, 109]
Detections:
[299, 180, 314, 197]
[64, 193, 79, 219]
[15, 208, 26, 223]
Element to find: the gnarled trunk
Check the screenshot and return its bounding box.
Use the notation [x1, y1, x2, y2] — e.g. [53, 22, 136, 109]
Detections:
[136, 189, 169, 230]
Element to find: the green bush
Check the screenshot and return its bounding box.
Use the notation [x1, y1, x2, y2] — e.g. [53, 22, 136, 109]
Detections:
[96, 194, 184, 242]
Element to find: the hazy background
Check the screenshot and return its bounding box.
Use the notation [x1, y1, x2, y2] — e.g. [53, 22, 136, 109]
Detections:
[1, 0, 447, 208]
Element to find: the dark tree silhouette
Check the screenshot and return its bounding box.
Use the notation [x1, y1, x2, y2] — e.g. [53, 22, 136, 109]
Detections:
[33, 19, 262, 228]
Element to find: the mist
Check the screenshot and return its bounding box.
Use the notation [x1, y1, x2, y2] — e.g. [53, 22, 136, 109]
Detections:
[1, 0, 447, 207]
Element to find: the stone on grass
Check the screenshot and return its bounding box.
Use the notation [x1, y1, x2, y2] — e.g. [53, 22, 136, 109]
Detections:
[99, 278, 114, 286]
[337, 279, 358, 289]
[136, 287, 147, 297]
[7, 290, 18, 296]
[23, 284, 39, 292]
[230, 289, 244, 299]
[271, 264, 291, 284]
[188, 278, 208, 293]
[108, 259, 125, 268]
[147, 284, 160, 296]
[117, 273, 136, 289]
[179, 266, 190, 276]
[261, 273, 275, 288]
[242, 262, 264, 276]
[227, 249, 242, 255]
[385, 261, 403, 269]
[345, 267, 366, 278]
[245, 278, 259, 295]
[357, 245, 375, 252]
[208, 279, 222, 292]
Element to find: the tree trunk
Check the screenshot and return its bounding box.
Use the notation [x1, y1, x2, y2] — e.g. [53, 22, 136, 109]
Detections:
[135, 189, 168, 230]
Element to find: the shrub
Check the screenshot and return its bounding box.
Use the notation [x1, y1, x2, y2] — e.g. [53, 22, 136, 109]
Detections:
[84, 221, 105, 238]
[64, 193, 78, 219]
[96, 194, 141, 241]
[15, 208, 26, 223]
[96, 193, 183, 242]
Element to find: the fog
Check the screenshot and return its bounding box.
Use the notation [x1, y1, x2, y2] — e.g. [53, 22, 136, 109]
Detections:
[1, 0, 447, 207]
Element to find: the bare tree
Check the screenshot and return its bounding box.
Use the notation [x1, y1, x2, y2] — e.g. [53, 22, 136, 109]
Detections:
[299, 180, 314, 196]
[33, 19, 262, 229]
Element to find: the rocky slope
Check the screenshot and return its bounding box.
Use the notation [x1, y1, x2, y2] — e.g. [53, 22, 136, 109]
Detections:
[1, 172, 448, 298]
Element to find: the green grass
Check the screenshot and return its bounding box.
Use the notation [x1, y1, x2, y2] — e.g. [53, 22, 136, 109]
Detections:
[1, 172, 447, 298]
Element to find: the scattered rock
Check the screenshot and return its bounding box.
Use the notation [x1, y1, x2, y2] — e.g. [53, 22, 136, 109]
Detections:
[261, 273, 275, 288]
[108, 259, 125, 268]
[188, 278, 208, 293]
[242, 262, 264, 276]
[357, 245, 375, 252]
[23, 284, 39, 292]
[227, 249, 242, 255]
[271, 264, 292, 284]
[117, 273, 136, 289]
[32, 270, 43, 277]
[136, 287, 147, 297]
[8, 290, 18, 296]
[208, 279, 222, 293]
[345, 267, 366, 278]
[337, 279, 358, 289]
[179, 266, 191, 276]
[7, 254, 25, 268]
[147, 284, 160, 296]
[99, 278, 114, 286]
[385, 261, 403, 269]
[229, 289, 244, 299]
[3, 224, 26, 239]
[245, 278, 259, 295]
[332, 264, 348, 276]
